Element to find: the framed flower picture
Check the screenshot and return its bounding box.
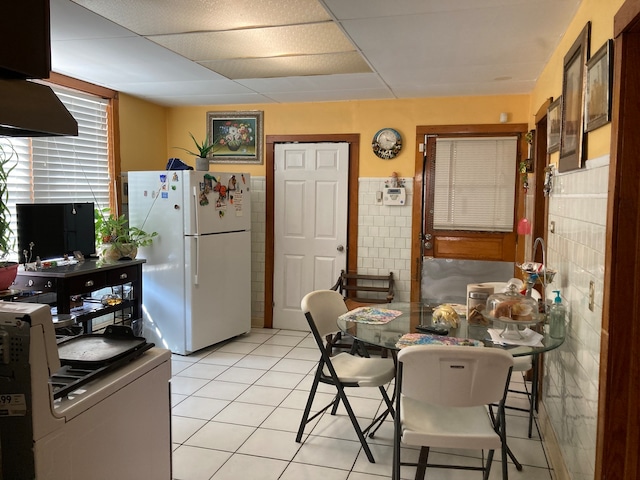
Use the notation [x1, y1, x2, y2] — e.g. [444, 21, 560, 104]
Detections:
[206, 111, 264, 164]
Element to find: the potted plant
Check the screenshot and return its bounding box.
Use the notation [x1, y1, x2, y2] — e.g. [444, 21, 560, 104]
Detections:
[174, 132, 217, 171]
[95, 208, 157, 262]
[0, 141, 18, 289]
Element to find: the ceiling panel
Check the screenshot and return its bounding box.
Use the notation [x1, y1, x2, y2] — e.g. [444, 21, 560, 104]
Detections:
[46, 0, 582, 105]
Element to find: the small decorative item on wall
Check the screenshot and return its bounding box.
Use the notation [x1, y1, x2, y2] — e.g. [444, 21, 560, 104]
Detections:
[585, 39, 614, 133]
[559, 22, 591, 173]
[206, 111, 264, 164]
[547, 96, 562, 154]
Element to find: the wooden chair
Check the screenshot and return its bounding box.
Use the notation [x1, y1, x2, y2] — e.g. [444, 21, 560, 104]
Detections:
[327, 270, 395, 356]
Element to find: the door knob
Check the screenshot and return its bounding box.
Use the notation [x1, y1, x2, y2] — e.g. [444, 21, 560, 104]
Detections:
[336, 245, 344, 252]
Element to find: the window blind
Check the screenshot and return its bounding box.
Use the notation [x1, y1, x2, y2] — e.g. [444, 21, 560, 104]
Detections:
[3, 85, 111, 261]
[433, 137, 517, 232]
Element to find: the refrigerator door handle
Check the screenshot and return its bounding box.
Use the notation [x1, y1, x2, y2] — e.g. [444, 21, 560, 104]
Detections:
[193, 236, 199, 285]
[192, 186, 200, 236]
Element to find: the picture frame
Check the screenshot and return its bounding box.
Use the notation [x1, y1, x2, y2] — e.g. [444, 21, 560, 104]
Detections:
[547, 96, 562, 154]
[585, 39, 613, 133]
[206, 111, 264, 164]
[559, 22, 590, 173]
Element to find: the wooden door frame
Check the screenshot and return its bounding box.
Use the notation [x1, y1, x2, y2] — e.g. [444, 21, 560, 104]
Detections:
[264, 134, 360, 328]
[595, 1, 640, 478]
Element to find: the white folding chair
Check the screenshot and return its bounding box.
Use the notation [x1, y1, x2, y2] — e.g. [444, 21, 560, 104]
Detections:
[296, 290, 395, 463]
[392, 345, 514, 480]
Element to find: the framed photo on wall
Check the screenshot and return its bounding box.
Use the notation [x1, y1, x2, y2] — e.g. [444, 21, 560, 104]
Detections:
[559, 22, 591, 173]
[206, 111, 264, 164]
[547, 96, 562, 154]
[585, 39, 613, 133]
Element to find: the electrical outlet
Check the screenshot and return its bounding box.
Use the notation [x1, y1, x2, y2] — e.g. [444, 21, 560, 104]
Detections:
[589, 280, 595, 312]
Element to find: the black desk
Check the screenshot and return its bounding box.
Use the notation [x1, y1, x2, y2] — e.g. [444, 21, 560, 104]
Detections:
[11, 258, 145, 333]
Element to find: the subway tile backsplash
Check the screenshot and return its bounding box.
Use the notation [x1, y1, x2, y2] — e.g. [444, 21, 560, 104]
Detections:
[357, 178, 413, 302]
[544, 155, 608, 480]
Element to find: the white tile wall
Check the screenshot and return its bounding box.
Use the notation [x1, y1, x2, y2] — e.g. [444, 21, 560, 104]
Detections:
[543, 155, 608, 480]
[357, 178, 413, 302]
[250, 176, 265, 326]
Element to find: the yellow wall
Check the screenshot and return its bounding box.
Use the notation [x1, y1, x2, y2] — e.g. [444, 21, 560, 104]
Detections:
[118, 93, 168, 172]
[166, 96, 529, 178]
[120, 94, 530, 178]
[529, 0, 624, 162]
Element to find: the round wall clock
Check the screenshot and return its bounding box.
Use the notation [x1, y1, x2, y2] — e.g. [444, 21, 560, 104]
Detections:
[372, 128, 402, 159]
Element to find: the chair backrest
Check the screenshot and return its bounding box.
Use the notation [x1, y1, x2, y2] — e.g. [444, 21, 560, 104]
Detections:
[397, 345, 514, 407]
[331, 269, 394, 306]
[301, 290, 349, 338]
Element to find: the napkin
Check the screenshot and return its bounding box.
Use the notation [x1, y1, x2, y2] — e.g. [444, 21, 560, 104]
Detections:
[488, 327, 544, 347]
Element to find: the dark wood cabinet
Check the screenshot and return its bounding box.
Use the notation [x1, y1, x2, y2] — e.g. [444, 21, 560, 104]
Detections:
[13, 259, 145, 333]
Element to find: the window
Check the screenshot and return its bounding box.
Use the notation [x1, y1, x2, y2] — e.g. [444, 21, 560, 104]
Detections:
[2, 83, 114, 262]
[433, 137, 517, 232]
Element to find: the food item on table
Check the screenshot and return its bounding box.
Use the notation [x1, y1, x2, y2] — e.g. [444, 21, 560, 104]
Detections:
[468, 306, 490, 325]
[490, 299, 533, 321]
[433, 304, 460, 327]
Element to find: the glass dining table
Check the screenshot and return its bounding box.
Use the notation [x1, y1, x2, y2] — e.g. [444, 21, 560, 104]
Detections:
[336, 301, 565, 357]
[337, 301, 565, 466]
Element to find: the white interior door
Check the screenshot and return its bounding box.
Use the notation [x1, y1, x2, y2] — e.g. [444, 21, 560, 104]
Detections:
[273, 143, 349, 330]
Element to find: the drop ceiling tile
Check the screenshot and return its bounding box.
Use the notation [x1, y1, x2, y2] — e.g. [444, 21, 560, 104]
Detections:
[199, 52, 371, 80]
[266, 87, 394, 103]
[148, 23, 355, 62]
[236, 73, 387, 93]
[142, 92, 277, 107]
[112, 79, 254, 96]
[51, 37, 224, 84]
[71, 0, 331, 35]
[51, 0, 134, 41]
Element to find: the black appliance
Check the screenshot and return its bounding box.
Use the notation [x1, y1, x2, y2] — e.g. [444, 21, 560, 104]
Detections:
[16, 202, 96, 262]
[0, 0, 78, 137]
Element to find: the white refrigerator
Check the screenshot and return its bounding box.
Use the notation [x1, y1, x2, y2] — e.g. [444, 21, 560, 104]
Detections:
[127, 170, 251, 355]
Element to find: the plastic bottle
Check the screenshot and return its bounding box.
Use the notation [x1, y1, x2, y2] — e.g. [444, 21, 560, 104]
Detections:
[549, 290, 566, 339]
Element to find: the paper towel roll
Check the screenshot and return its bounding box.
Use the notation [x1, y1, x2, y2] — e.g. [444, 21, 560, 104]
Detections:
[466, 283, 496, 321]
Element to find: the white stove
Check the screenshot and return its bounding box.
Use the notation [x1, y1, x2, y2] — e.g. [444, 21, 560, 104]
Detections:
[0, 303, 172, 479]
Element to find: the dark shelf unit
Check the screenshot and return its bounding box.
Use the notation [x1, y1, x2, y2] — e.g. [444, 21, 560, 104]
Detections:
[12, 258, 145, 334]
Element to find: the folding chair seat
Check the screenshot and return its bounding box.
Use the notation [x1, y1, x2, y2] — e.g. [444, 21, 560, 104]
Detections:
[296, 289, 395, 463]
[393, 345, 514, 480]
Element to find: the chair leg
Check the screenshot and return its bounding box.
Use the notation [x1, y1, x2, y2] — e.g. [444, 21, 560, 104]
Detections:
[528, 355, 539, 438]
[333, 382, 377, 463]
[365, 385, 394, 438]
[296, 364, 323, 443]
[414, 446, 429, 480]
[484, 449, 495, 480]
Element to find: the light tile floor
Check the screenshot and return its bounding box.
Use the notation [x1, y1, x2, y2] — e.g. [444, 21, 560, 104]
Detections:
[170, 328, 555, 480]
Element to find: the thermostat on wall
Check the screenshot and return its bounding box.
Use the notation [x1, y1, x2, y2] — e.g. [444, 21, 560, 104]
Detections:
[383, 187, 406, 205]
